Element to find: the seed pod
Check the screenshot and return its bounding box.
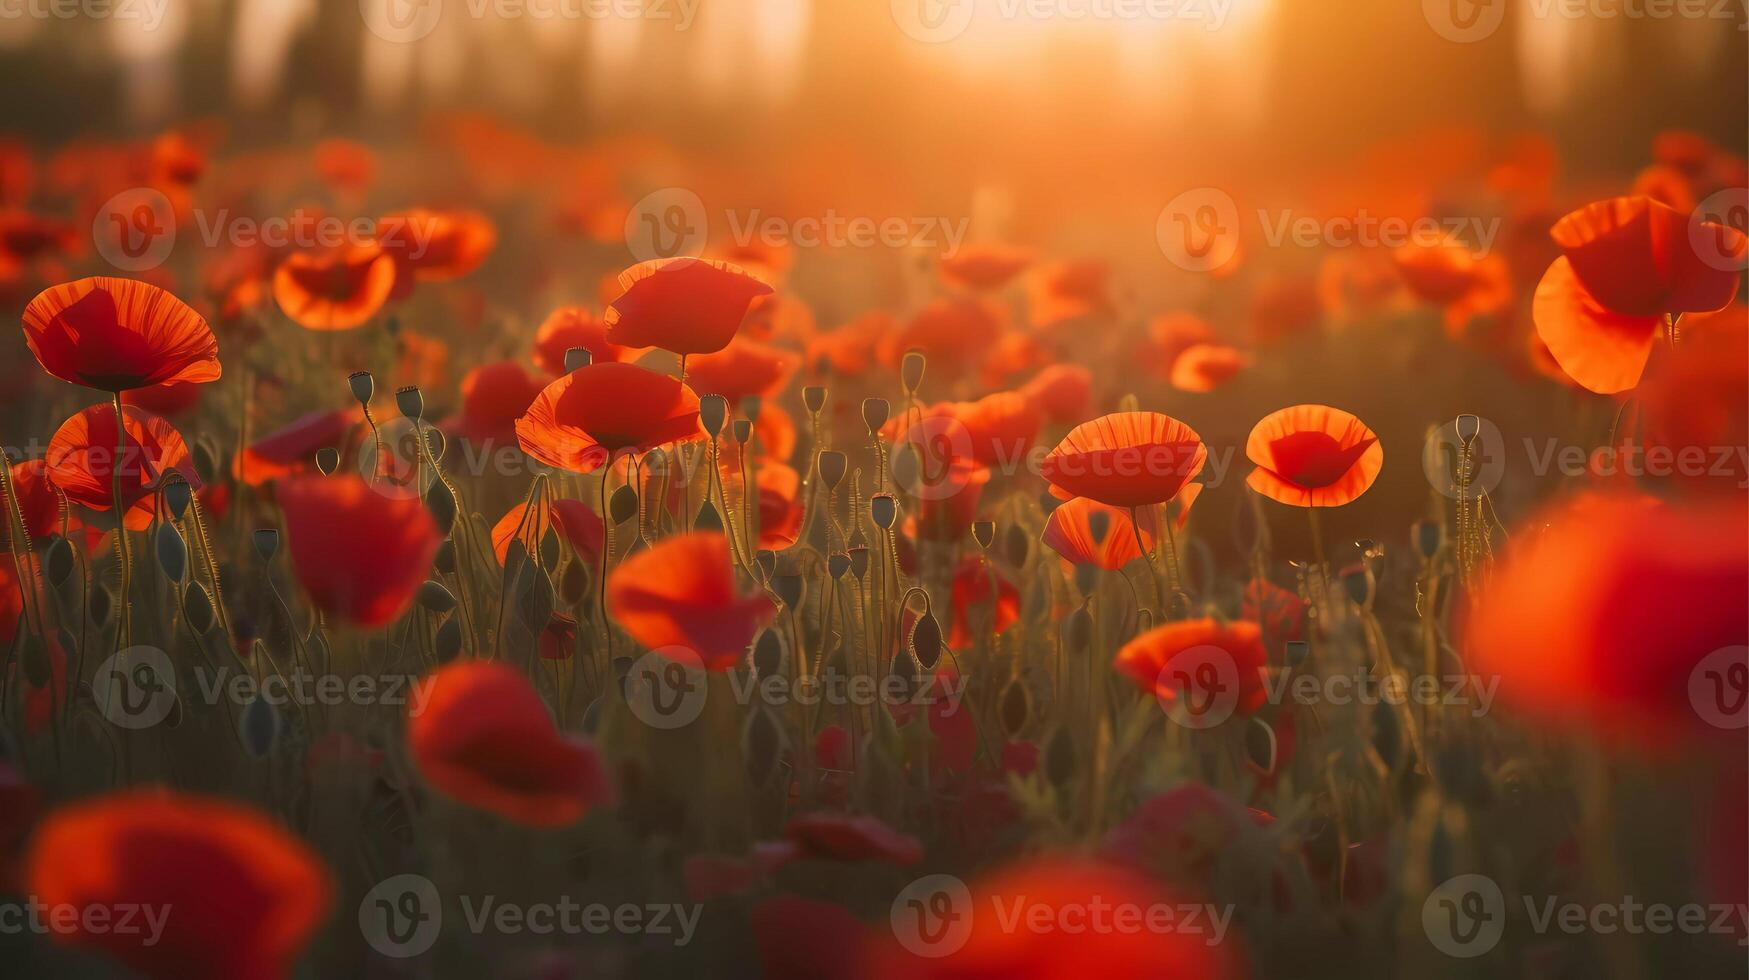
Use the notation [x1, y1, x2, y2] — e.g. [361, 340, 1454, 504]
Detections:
[828, 552, 850, 579]
[732, 419, 753, 445]
[971, 520, 994, 550]
[870, 493, 897, 530]
[154, 524, 187, 581]
[434, 616, 464, 662]
[424, 480, 457, 535]
[1413, 519, 1443, 560]
[183, 581, 215, 634]
[88, 584, 113, 627]
[1003, 524, 1029, 568]
[191, 441, 216, 485]
[417, 580, 457, 612]
[516, 566, 556, 635]
[694, 501, 723, 533]
[253, 528, 279, 562]
[395, 385, 424, 421]
[848, 545, 870, 579]
[559, 560, 590, 605]
[861, 397, 890, 433]
[564, 347, 592, 372]
[162, 479, 192, 520]
[314, 447, 339, 475]
[700, 394, 728, 437]
[802, 385, 827, 414]
[818, 451, 847, 490]
[1340, 562, 1375, 609]
[1455, 413, 1481, 445]
[1285, 639, 1310, 669]
[239, 695, 280, 758]
[433, 539, 456, 574]
[44, 535, 73, 586]
[901, 350, 926, 393]
[539, 528, 562, 570]
[752, 628, 785, 677]
[772, 573, 803, 608]
[910, 611, 943, 671]
[348, 371, 375, 405]
[609, 484, 639, 525]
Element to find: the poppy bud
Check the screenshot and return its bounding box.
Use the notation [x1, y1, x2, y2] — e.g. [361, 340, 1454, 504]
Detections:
[564, 347, 592, 372]
[901, 350, 926, 393]
[396, 385, 424, 421]
[1412, 519, 1443, 560]
[434, 616, 464, 662]
[348, 371, 375, 405]
[154, 524, 186, 581]
[314, 447, 339, 475]
[828, 553, 851, 579]
[700, 394, 728, 437]
[772, 573, 803, 608]
[802, 385, 827, 414]
[559, 560, 589, 605]
[695, 501, 724, 532]
[862, 397, 890, 433]
[753, 628, 785, 677]
[43, 536, 73, 586]
[849, 545, 870, 579]
[424, 480, 457, 534]
[183, 580, 215, 634]
[609, 484, 639, 525]
[870, 493, 897, 530]
[162, 478, 192, 520]
[1340, 562, 1374, 608]
[818, 451, 847, 490]
[89, 584, 112, 626]
[971, 520, 994, 550]
[732, 419, 753, 445]
[911, 611, 944, 670]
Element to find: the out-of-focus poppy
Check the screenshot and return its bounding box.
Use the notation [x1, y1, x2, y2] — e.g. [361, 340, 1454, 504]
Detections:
[1637, 318, 1748, 494]
[276, 475, 442, 626]
[1533, 196, 1746, 393]
[23, 277, 220, 391]
[1103, 782, 1276, 889]
[150, 131, 206, 185]
[1632, 164, 1697, 213]
[409, 660, 614, 826]
[1040, 495, 1158, 571]
[1019, 363, 1091, 423]
[1249, 274, 1324, 345]
[46, 404, 198, 530]
[1467, 492, 1748, 742]
[1039, 412, 1206, 508]
[806, 312, 891, 377]
[25, 790, 331, 980]
[1169, 343, 1252, 393]
[1316, 250, 1401, 321]
[532, 305, 645, 376]
[785, 812, 923, 866]
[1241, 577, 1308, 660]
[1141, 312, 1217, 376]
[312, 138, 376, 196]
[1026, 259, 1113, 329]
[376, 208, 497, 297]
[233, 408, 360, 486]
[741, 292, 817, 345]
[878, 298, 1004, 382]
[490, 497, 604, 565]
[890, 393, 1040, 469]
[2, 458, 65, 548]
[450, 361, 546, 447]
[0, 211, 77, 262]
[868, 856, 1241, 979]
[516, 361, 701, 474]
[721, 461, 803, 550]
[604, 257, 773, 357]
[949, 554, 1018, 648]
[939, 242, 1033, 292]
[1114, 618, 1269, 722]
[682, 337, 799, 404]
[605, 531, 776, 670]
[754, 896, 875, 980]
[1244, 404, 1382, 508]
[539, 612, 579, 660]
[272, 243, 395, 331]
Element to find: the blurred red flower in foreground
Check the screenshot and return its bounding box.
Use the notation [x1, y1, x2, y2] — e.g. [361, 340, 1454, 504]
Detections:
[450, 360, 546, 446]
[376, 208, 496, 297]
[23, 277, 220, 391]
[232, 408, 360, 486]
[1533, 195, 1745, 393]
[870, 856, 1242, 979]
[1114, 619, 1269, 723]
[46, 403, 199, 530]
[604, 257, 773, 356]
[516, 361, 701, 474]
[1244, 404, 1382, 507]
[1040, 411, 1206, 508]
[276, 475, 442, 626]
[25, 790, 331, 980]
[879, 298, 1004, 382]
[606, 531, 776, 670]
[409, 660, 614, 826]
[532, 305, 645, 376]
[1467, 492, 1748, 742]
[272, 243, 396, 331]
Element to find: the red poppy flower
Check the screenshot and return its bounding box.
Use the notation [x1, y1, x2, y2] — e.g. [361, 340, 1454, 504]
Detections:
[46, 404, 198, 530]
[1039, 412, 1206, 509]
[276, 475, 442, 626]
[1103, 783, 1276, 888]
[878, 298, 1005, 381]
[2, 458, 65, 548]
[22, 277, 219, 391]
[1113, 618, 1269, 721]
[868, 856, 1241, 979]
[1169, 343, 1253, 393]
[604, 257, 773, 357]
[449, 361, 546, 447]
[950, 554, 1018, 648]
[272, 243, 395, 331]
[490, 497, 604, 565]
[232, 408, 360, 486]
[409, 660, 614, 826]
[682, 337, 799, 403]
[1317, 250, 1401, 321]
[25, 790, 331, 980]
[939, 242, 1033, 292]
[754, 896, 875, 980]
[1467, 492, 1748, 742]
[532, 305, 645, 376]
[1249, 273, 1323, 345]
[312, 138, 376, 195]
[539, 612, 579, 660]
[720, 460, 803, 550]
[376, 208, 497, 297]
[516, 361, 701, 474]
[1533, 196, 1746, 392]
[1026, 259, 1113, 329]
[806, 312, 892, 377]
[1244, 405, 1382, 508]
[785, 812, 923, 866]
[1637, 318, 1748, 494]
[605, 531, 776, 670]
[1019, 363, 1091, 423]
[1141, 311, 1217, 376]
[1040, 495, 1158, 571]
[1241, 577, 1307, 659]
